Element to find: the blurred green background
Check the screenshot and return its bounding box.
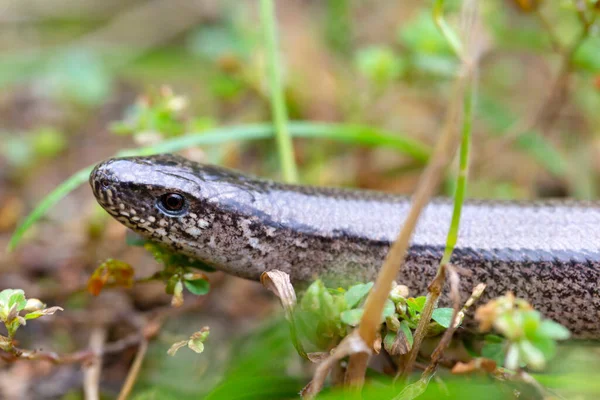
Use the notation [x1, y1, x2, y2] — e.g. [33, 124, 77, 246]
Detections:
[0, 0, 599, 399]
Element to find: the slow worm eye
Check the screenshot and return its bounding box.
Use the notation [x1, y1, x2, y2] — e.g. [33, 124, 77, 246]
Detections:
[158, 193, 187, 216]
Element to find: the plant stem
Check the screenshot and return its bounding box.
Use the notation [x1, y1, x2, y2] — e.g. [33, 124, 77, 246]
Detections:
[402, 0, 478, 378]
[402, 1, 478, 375]
[441, 70, 474, 266]
[351, 65, 468, 383]
[260, 0, 298, 183]
[433, 0, 463, 59]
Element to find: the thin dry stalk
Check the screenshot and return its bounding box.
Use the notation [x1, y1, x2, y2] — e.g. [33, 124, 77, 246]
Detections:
[421, 265, 461, 377]
[400, 0, 481, 378]
[307, 66, 469, 393]
[117, 339, 149, 400]
[83, 327, 106, 400]
[302, 331, 370, 399]
[349, 73, 466, 385]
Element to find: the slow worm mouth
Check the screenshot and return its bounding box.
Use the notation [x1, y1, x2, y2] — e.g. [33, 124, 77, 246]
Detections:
[89, 162, 114, 200]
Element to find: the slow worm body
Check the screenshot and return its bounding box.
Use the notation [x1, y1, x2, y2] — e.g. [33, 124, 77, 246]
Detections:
[90, 154, 600, 338]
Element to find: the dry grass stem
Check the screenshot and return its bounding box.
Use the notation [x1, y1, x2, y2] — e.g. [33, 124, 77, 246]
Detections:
[116, 339, 149, 400]
[83, 327, 106, 400]
[400, 0, 481, 379]
[422, 265, 460, 376]
[302, 331, 370, 399]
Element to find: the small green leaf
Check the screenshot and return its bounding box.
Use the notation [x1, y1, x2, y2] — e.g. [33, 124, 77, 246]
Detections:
[400, 320, 414, 348]
[301, 280, 326, 311]
[389, 285, 409, 304]
[431, 308, 454, 328]
[482, 338, 505, 366]
[407, 297, 426, 316]
[386, 315, 401, 332]
[188, 327, 210, 353]
[382, 299, 396, 321]
[344, 282, 373, 308]
[340, 308, 364, 326]
[530, 336, 557, 362]
[537, 320, 570, 340]
[521, 310, 541, 337]
[184, 278, 210, 296]
[383, 331, 397, 352]
[504, 343, 519, 370]
[6, 290, 27, 316]
[188, 339, 205, 354]
[355, 46, 406, 86]
[518, 339, 546, 370]
[172, 280, 184, 307]
[24, 306, 63, 320]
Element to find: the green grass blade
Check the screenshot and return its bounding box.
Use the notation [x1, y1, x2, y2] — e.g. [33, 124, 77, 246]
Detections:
[441, 74, 475, 264]
[7, 166, 95, 252]
[260, 0, 298, 183]
[288, 122, 431, 163]
[7, 122, 430, 252]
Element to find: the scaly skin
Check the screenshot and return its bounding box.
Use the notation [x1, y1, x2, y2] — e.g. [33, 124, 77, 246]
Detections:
[90, 154, 600, 338]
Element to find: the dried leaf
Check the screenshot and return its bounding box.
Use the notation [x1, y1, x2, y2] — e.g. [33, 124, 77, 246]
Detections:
[87, 259, 134, 296]
[171, 280, 184, 307]
[260, 270, 297, 313]
[452, 357, 498, 375]
[373, 332, 382, 354]
[306, 352, 329, 363]
[167, 340, 187, 356]
[384, 321, 412, 356]
[0, 335, 13, 351]
[389, 284, 410, 303]
[24, 306, 64, 320]
[260, 270, 307, 359]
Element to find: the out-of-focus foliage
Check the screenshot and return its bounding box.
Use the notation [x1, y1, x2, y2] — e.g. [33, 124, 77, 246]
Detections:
[476, 293, 571, 371]
[1, 0, 600, 398]
[0, 289, 62, 343]
[296, 280, 453, 353]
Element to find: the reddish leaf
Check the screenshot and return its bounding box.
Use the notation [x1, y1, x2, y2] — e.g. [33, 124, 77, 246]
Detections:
[87, 259, 134, 296]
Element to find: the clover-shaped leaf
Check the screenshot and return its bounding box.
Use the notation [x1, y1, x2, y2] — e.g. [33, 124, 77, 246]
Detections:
[168, 327, 210, 356]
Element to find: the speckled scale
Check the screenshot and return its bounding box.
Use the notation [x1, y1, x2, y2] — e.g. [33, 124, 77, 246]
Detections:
[90, 154, 600, 338]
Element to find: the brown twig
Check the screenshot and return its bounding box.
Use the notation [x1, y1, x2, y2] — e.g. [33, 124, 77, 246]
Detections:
[302, 331, 370, 399]
[117, 339, 149, 400]
[399, 0, 481, 378]
[0, 295, 206, 366]
[421, 264, 461, 377]
[333, 3, 484, 388]
[83, 327, 107, 400]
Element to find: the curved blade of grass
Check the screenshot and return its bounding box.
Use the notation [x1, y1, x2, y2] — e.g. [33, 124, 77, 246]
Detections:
[260, 0, 298, 183]
[7, 166, 95, 252]
[7, 122, 430, 252]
